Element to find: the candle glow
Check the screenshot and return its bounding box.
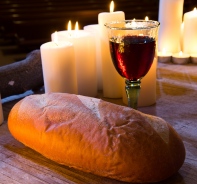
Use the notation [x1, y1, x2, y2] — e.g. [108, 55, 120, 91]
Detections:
[66, 21, 80, 37]
[68, 20, 71, 31]
[75, 21, 79, 31]
[145, 16, 149, 21]
[157, 48, 172, 63]
[179, 51, 183, 56]
[110, 1, 114, 13]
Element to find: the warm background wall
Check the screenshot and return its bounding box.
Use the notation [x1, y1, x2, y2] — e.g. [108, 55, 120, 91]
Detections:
[0, 0, 196, 66]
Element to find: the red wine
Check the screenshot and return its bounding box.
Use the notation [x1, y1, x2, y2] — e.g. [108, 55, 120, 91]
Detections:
[109, 35, 156, 81]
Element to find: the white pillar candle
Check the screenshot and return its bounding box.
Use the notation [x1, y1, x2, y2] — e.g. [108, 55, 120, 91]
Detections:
[172, 51, 190, 64]
[84, 24, 103, 91]
[40, 41, 77, 94]
[52, 30, 97, 97]
[0, 94, 4, 125]
[98, 1, 125, 98]
[158, 0, 184, 53]
[122, 57, 157, 107]
[183, 8, 197, 54]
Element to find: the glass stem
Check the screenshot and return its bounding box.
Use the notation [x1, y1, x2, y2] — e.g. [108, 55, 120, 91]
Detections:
[125, 79, 141, 109]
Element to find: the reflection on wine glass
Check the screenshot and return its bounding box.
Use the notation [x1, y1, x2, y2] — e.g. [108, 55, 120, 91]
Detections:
[105, 20, 160, 109]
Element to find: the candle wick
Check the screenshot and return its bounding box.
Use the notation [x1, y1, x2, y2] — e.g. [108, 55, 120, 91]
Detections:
[67, 31, 72, 37]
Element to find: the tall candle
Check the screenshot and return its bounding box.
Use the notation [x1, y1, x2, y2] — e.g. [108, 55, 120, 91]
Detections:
[40, 40, 77, 94]
[98, 1, 125, 98]
[158, 0, 183, 53]
[0, 94, 4, 125]
[183, 8, 197, 54]
[52, 28, 97, 97]
[84, 24, 103, 91]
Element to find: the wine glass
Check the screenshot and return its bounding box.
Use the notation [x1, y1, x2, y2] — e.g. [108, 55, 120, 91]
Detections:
[105, 20, 160, 109]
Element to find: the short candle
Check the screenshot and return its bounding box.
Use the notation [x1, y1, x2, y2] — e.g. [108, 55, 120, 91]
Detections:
[172, 51, 190, 64]
[158, 48, 172, 63]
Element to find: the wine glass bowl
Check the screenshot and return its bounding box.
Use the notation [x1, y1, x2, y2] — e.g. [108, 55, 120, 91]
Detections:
[105, 20, 160, 109]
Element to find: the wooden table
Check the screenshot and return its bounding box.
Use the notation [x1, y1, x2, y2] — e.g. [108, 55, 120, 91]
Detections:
[0, 62, 197, 184]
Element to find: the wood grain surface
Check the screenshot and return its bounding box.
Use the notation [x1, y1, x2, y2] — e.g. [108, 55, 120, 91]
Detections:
[0, 62, 197, 184]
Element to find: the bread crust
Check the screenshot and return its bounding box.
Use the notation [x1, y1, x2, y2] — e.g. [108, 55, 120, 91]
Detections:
[8, 93, 185, 183]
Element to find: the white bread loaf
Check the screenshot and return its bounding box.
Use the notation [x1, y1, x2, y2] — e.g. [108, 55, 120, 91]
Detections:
[8, 93, 185, 183]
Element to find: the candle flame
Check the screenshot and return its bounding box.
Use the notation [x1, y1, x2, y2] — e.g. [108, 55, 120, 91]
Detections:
[75, 21, 79, 31]
[145, 16, 149, 21]
[179, 51, 183, 56]
[194, 7, 197, 11]
[67, 20, 71, 31]
[110, 1, 114, 13]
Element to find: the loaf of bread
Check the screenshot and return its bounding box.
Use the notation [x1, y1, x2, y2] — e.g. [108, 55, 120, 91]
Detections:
[8, 93, 185, 183]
